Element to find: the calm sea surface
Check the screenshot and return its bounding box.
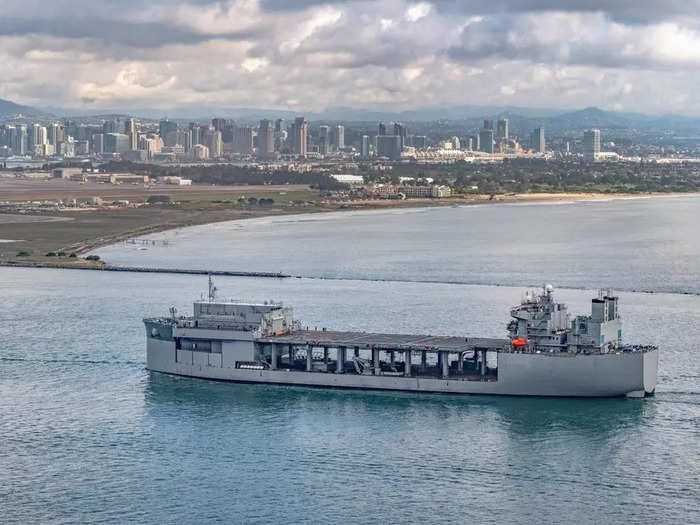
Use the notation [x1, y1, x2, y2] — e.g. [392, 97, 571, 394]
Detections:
[2, 197, 699, 524]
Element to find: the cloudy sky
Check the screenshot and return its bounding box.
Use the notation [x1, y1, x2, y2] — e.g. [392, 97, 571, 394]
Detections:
[2, 0, 700, 115]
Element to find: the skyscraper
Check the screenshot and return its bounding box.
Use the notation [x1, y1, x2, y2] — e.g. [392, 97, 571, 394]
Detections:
[530, 127, 545, 153]
[496, 119, 509, 140]
[376, 135, 402, 160]
[292, 117, 307, 156]
[333, 125, 345, 150]
[211, 118, 227, 132]
[483, 119, 494, 130]
[159, 119, 178, 141]
[479, 129, 495, 153]
[257, 119, 274, 157]
[104, 133, 129, 154]
[361, 135, 370, 158]
[233, 127, 254, 154]
[125, 118, 138, 151]
[317, 125, 329, 155]
[378, 122, 387, 136]
[393, 122, 407, 149]
[583, 129, 601, 161]
[205, 130, 222, 157]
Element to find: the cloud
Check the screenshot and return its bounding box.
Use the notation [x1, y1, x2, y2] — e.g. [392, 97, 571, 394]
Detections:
[2, 0, 700, 115]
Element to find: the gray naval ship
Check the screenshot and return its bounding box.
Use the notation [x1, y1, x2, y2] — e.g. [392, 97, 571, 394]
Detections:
[145, 279, 658, 398]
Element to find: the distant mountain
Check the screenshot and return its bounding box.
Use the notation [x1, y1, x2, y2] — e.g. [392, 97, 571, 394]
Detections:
[0, 98, 53, 120]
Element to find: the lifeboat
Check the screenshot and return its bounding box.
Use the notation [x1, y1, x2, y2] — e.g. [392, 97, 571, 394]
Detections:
[511, 338, 527, 347]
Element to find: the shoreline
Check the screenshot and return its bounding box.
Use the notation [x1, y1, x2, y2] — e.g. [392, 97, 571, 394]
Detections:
[0, 190, 696, 271]
[74, 191, 700, 253]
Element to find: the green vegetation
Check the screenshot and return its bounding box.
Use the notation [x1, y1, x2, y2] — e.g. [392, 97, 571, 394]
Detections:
[362, 159, 700, 194]
[101, 161, 348, 191]
[85, 255, 100, 261]
[16, 251, 31, 257]
[146, 195, 172, 204]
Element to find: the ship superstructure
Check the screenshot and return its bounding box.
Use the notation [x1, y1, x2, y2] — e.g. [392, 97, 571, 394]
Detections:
[145, 281, 658, 398]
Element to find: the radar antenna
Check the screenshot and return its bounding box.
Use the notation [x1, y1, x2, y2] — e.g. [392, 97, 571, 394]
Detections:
[208, 274, 217, 302]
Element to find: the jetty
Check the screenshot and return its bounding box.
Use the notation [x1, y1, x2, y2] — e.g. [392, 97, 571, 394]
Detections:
[0, 261, 290, 278]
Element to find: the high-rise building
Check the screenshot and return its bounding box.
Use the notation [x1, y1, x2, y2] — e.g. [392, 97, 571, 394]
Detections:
[292, 117, 307, 156]
[530, 127, 545, 153]
[125, 118, 138, 151]
[483, 119, 494, 131]
[211, 118, 228, 132]
[257, 119, 274, 157]
[393, 122, 407, 149]
[376, 135, 402, 160]
[189, 123, 201, 146]
[332, 125, 345, 150]
[378, 122, 387, 136]
[496, 119, 509, 140]
[104, 133, 130, 154]
[205, 130, 222, 157]
[233, 127, 254, 154]
[361, 135, 370, 158]
[583, 129, 601, 161]
[192, 144, 209, 160]
[159, 119, 178, 141]
[318, 125, 330, 155]
[12, 125, 28, 155]
[102, 120, 118, 134]
[412, 135, 427, 149]
[479, 129, 494, 153]
[93, 134, 104, 154]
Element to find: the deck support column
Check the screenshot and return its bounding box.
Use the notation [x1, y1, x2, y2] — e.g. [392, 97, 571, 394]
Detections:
[481, 350, 486, 377]
[421, 351, 427, 372]
[354, 346, 360, 358]
[390, 351, 395, 364]
[336, 346, 345, 374]
[404, 350, 411, 377]
[441, 351, 449, 379]
[288, 345, 294, 367]
[457, 352, 464, 374]
[372, 348, 380, 375]
[306, 345, 313, 372]
[323, 347, 329, 364]
[270, 344, 278, 370]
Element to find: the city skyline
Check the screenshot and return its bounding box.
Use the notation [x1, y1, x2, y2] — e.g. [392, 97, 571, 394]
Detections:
[3, 1, 700, 115]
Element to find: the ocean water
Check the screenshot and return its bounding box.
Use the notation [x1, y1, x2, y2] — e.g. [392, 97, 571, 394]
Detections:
[2, 197, 700, 524]
[97, 195, 700, 294]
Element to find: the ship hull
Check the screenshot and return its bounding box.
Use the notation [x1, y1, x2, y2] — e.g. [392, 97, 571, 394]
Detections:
[146, 336, 658, 398]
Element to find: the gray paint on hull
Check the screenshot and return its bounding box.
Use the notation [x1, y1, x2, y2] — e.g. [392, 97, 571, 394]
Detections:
[147, 337, 657, 397]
